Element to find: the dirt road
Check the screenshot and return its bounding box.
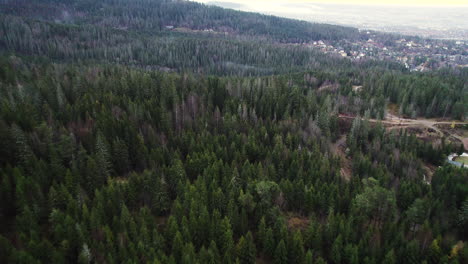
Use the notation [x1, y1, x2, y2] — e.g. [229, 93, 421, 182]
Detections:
[338, 113, 468, 150]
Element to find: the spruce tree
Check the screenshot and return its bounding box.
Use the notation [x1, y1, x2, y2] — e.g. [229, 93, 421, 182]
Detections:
[236, 232, 256, 264]
[274, 240, 288, 264]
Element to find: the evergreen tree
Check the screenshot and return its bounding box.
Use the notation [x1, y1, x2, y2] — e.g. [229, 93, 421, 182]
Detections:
[95, 131, 112, 181]
[382, 249, 396, 264]
[331, 235, 343, 264]
[274, 240, 288, 264]
[289, 231, 305, 264]
[172, 232, 184, 263]
[263, 228, 275, 257]
[112, 137, 130, 175]
[236, 232, 256, 264]
[305, 250, 313, 264]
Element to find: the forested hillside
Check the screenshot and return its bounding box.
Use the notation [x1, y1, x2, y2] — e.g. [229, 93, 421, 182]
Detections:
[0, 9, 465, 119]
[0, 0, 360, 43]
[0, 0, 467, 264]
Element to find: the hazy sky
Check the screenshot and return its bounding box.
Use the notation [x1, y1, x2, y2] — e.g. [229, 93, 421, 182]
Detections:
[195, 0, 468, 39]
[197, 0, 468, 6]
[318, 0, 466, 5]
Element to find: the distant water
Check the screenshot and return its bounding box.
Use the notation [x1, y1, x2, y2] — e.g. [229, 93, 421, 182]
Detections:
[202, 1, 468, 40]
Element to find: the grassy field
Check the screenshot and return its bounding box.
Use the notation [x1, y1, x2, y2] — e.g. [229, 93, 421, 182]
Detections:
[454, 156, 468, 164]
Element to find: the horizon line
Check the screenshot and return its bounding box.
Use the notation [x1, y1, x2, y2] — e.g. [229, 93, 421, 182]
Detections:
[197, 0, 468, 7]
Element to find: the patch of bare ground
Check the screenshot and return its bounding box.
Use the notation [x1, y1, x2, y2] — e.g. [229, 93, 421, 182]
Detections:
[337, 112, 467, 181]
[462, 139, 468, 152]
[255, 257, 269, 264]
[286, 213, 310, 231]
[332, 134, 352, 181]
[340, 112, 468, 151]
[155, 216, 169, 228]
[317, 81, 339, 92]
[110, 177, 129, 184]
[435, 123, 468, 151]
[387, 103, 400, 116]
[422, 163, 437, 183]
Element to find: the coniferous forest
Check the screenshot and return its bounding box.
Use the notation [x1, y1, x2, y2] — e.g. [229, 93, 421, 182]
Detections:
[0, 0, 467, 263]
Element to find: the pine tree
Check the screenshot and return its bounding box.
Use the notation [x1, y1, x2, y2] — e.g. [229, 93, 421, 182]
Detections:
[258, 217, 267, 250]
[331, 235, 343, 264]
[78, 243, 92, 264]
[112, 137, 129, 175]
[181, 243, 196, 264]
[428, 239, 442, 264]
[288, 231, 305, 264]
[95, 131, 112, 181]
[274, 240, 288, 264]
[382, 249, 396, 264]
[304, 250, 313, 264]
[315, 256, 327, 264]
[458, 198, 468, 233]
[263, 228, 275, 257]
[16, 205, 38, 237]
[344, 243, 359, 264]
[165, 216, 179, 250]
[209, 240, 221, 263]
[220, 217, 235, 263]
[236, 232, 256, 264]
[172, 232, 184, 263]
[11, 124, 33, 169]
[167, 159, 186, 197]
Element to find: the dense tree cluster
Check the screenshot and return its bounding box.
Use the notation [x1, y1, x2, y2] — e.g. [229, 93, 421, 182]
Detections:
[359, 71, 467, 119]
[0, 14, 402, 77]
[0, 5, 465, 119]
[0, 57, 466, 263]
[0, 0, 360, 43]
[1, 0, 466, 119]
[0, 0, 467, 263]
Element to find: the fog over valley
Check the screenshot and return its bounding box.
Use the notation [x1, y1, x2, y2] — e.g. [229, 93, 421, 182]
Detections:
[202, 1, 468, 40]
